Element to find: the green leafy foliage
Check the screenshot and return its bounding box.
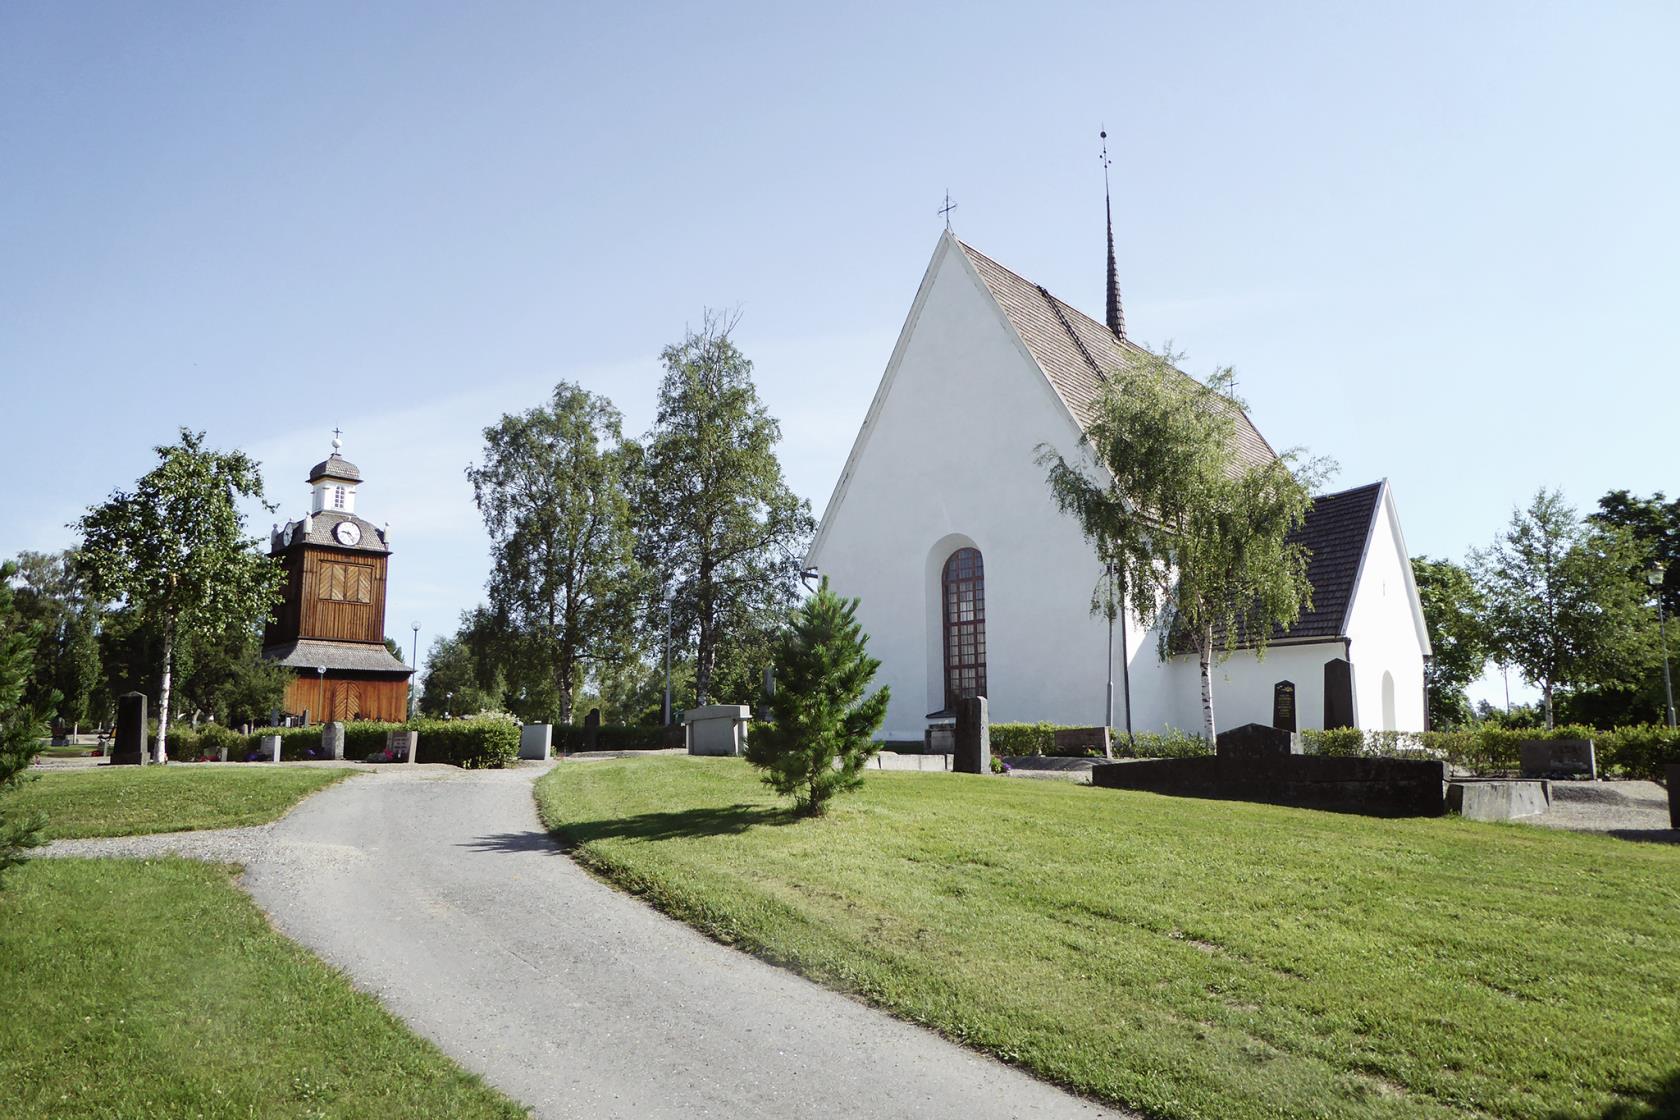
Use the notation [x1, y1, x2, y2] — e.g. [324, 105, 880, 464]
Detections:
[466, 383, 642, 724]
[743, 580, 888, 815]
[0, 563, 49, 879]
[988, 722, 1210, 759]
[75, 429, 281, 761]
[631, 311, 813, 707]
[1299, 723, 1680, 779]
[1039, 349, 1331, 741]
[1410, 555, 1487, 729]
[1472, 489, 1650, 728]
[8, 550, 102, 729]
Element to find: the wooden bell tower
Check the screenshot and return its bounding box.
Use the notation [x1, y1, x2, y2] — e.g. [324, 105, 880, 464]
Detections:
[261, 435, 414, 722]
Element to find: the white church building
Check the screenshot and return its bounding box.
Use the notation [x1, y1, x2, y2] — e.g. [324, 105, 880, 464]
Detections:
[805, 230, 1431, 742]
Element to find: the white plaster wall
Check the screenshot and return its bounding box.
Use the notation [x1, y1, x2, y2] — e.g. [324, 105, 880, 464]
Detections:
[1344, 487, 1429, 731]
[810, 236, 1151, 740]
[1162, 641, 1347, 734]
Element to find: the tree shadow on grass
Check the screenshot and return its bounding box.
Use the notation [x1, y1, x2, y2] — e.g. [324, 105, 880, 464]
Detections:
[1604, 828, 1680, 845]
[1552, 1069, 1680, 1119]
[551, 803, 795, 850]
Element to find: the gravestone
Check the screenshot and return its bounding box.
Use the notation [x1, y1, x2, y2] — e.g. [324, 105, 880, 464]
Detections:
[924, 722, 955, 754]
[321, 721, 346, 761]
[112, 692, 148, 766]
[387, 730, 418, 764]
[1216, 722, 1301, 761]
[954, 696, 990, 775]
[260, 734, 282, 763]
[1519, 739, 1596, 781]
[1323, 659, 1354, 730]
[1273, 681, 1297, 732]
[519, 723, 552, 761]
[583, 708, 601, 751]
[218, 746, 229, 763]
[1052, 726, 1110, 757]
[759, 667, 775, 724]
[1667, 763, 1679, 830]
[685, 706, 751, 756]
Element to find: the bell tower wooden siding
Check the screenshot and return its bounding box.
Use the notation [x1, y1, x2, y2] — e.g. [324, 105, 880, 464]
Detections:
[279, 674, 409, 724]
[265, 548, 390, 646]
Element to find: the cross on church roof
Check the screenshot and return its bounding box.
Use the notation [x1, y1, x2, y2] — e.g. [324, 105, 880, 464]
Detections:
[939, 191, 957, 231]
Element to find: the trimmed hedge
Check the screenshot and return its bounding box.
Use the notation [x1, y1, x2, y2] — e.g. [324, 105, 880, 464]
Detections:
[1302, 724, 1680, 781]
[408, 718, 519, 769]
[991, 720, 1679, 779]
[551, 724, 669, 753]
[990, 722, 1211, 760]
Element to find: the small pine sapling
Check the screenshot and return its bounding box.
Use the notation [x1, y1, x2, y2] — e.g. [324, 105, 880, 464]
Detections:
[0, 563, 48, 880]
[745, 580, 889, 815]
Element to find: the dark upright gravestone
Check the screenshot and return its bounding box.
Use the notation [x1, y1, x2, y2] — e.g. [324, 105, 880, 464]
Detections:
[1216, 722, 1301, 761]
[583, 708, 601, 751]
[954, 696, 990, 775]
[112, 692, 147, 766]
[1667, 764, 1680, 830]
[1324, 658, 1354, 730]
[1273, 681, 1297, 732]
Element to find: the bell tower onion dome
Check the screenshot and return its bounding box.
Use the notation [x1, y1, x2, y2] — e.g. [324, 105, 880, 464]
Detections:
[309, 433, 363, 514]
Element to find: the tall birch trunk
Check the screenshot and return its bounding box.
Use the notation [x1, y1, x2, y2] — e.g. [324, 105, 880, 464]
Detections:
[156, 624, 174, 764]
[1198, 624, 1217, 744]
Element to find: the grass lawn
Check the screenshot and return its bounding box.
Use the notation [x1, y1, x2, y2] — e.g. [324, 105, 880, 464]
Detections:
[15, 765, 352, 840]
[537, 756, 1680, 1120]
[0, 858, 526, 1119]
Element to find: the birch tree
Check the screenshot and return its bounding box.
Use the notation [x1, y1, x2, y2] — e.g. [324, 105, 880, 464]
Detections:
[632, 312, 812, 707]
[76, 429, 280, 762]
[466, 384, 640, 724]
[1040, 350, 1327, 741]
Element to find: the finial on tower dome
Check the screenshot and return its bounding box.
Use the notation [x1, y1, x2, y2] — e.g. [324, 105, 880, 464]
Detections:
[331, 426, 343, 453]
[1101, 128, 1125, 340]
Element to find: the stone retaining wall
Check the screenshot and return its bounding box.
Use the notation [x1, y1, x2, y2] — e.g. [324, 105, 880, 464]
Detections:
[1090, 755, 1446, 817]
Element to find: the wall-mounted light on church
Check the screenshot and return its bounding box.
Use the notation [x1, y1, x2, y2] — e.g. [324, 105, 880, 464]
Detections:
[1648, 564, 1675, 728]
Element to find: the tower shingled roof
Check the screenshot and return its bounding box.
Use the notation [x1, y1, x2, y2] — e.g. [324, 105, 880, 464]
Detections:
[307, 454, 363, 483]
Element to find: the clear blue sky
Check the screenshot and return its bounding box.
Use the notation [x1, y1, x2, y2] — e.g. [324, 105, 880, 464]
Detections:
[4, 2, 1675, 705]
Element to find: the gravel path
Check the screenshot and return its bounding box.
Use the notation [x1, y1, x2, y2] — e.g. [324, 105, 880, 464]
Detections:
[1529, 780, 1676, 843]
[43, 764, 1123, 1120]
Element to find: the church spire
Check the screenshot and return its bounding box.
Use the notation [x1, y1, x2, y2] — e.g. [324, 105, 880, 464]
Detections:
[1101, 128, 1125, 340]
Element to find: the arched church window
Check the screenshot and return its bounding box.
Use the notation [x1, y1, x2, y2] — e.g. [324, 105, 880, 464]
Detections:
[942, 547, 986, 709]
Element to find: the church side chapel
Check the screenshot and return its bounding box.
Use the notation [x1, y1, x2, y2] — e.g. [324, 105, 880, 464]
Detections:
[260, 436, 414, 722]
[806, 175, 1430, 743]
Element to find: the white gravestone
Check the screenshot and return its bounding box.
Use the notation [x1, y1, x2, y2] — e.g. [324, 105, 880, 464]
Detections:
[519, 723, 552, 761]
[260, 734, 282, 763]
[685, 706, 752, 756]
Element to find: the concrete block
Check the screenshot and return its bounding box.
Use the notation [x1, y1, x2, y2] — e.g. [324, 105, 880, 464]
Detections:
[260, 734, 282, 763]
[686, 706, 751, 756]
[1447, 779, 1552, 821]
[520, 723, 552, 761]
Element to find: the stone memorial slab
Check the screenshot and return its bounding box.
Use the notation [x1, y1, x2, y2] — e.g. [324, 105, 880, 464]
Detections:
[519, 723, 553, 761]
[1216, 722, 1301, 761]
[1323, 659, 1354, 730]
[686, 705, 751, 757]
[112, 692, 148, 766]
[954, 696, 990, 775]
[1273, 680, 1297, 732]
[1519, 739, 1596, 780]
[387, 730, 419, 764]
[583, 708, 601, 751]
[321, 721, 346, 761]
[924, 723, 955, 754]
[260, 734, 282, 763]
[1667, 763, 1679, 830]
[1052, 726, 1110, 758]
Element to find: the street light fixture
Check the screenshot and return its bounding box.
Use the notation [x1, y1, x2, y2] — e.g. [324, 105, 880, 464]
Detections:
[1648, 565, 1676, 729]
[409, 621, 421, 719]
[315, 665, 327, 725]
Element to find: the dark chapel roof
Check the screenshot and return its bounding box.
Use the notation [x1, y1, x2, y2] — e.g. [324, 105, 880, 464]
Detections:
[1171, 481, 1386, 652]
[308, 453, 363, 483]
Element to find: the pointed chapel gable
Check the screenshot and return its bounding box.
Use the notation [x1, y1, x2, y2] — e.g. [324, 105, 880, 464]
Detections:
[955, 240, 1277, 471]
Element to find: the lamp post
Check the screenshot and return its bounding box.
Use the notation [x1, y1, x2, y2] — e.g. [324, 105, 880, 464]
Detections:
[410, 621, 421, 719]
[662, 597, 674, 727]
[1649, 565, 1676, 729]
[315, 665, 327, 725]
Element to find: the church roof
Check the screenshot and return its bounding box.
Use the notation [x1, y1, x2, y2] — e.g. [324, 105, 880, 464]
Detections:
[1173, 480, 1385, 652]
[955, 239, 1276, 471]
[308, 454, 363, 483]
[262, 638, 414, 676]
[270, 510, 390, 555]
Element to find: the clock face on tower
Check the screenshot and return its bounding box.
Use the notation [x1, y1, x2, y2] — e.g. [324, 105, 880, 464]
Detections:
[333, 520, 362, 547]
